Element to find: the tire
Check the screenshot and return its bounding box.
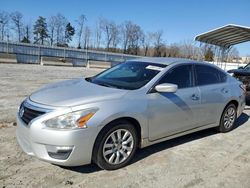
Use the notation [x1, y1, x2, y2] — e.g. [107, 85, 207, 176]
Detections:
[217, 103, 237, 133]
[93, 121, 138, 170]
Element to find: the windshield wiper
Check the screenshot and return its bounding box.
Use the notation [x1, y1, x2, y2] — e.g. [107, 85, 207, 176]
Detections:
[87, 78, 128, 90]
[95, 81, 117, 88]
[85, 77, 92, 82]
[95, 81, 128, 89]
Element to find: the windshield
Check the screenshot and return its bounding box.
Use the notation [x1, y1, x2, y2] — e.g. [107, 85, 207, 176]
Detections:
[244, 63, 250, 71]
[86, 61, 167, 90]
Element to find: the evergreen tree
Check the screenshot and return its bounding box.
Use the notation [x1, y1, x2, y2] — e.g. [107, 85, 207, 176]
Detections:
[33, 16, 48, 45]
[64, 22, 75, 44]
[21, 36, 30, 43]
[21, 25, 30, 43]
[204, 47, 214, 61]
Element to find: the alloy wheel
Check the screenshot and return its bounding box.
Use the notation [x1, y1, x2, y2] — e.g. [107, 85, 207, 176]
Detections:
[223, 107, 236, 129]
[102, 129, 134, 165]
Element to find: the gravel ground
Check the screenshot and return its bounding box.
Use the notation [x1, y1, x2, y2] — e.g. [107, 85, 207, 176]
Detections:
[0, 63, 250, 188]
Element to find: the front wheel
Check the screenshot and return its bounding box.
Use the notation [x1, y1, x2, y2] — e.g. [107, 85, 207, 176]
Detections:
[217, 103, 237, 133]
[93, 122, 138, 170]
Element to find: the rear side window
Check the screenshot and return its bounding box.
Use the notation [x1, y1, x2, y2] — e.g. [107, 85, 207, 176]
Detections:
[195, 65, 227, 86]
[158, 65, 193, 89]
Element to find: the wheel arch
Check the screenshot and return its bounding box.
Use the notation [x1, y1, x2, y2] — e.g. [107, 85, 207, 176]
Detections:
[224, 99, 239, 112]
[217, 99, 239, 132]
[91, 116, 142, 162]
[219, 99, 239, 123]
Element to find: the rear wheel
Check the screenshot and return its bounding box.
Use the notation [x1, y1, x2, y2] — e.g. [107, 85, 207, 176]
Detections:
[217, 103, 237, 133]
[93, 122, 138, 170]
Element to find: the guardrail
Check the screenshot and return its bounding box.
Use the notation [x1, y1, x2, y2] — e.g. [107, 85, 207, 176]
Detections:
[0, 41, 139, 66]
[0, 41, 246, 70]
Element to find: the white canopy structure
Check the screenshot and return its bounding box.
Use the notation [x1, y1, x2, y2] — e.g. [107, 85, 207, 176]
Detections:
[195, 24, 250, 48]
[195, 24, 250, 70]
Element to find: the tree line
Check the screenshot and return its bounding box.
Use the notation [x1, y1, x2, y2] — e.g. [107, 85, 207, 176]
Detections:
[0, 10, 239, 61]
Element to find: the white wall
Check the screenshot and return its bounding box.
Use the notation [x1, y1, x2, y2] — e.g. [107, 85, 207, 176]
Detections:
[207, 61, 247, 71]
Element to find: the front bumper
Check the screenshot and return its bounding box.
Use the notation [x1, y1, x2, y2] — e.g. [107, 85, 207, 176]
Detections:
[16, 113, 98, 166]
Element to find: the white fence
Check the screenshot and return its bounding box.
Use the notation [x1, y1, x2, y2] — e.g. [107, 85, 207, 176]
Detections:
[0, 41, 247, 70]
[207, 61, 247, 71]
[0, 41, 139, 65]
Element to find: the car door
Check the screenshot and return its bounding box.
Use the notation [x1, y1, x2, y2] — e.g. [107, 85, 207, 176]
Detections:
[147, 64, 201, 141]
[194, 64, 229, 126]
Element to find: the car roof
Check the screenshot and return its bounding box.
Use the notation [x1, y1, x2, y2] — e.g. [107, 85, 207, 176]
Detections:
[127, 57, 228, 74]
[128, 57, 200, 66]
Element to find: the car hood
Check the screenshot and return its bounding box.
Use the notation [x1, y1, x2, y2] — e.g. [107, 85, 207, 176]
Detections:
[228, 69, 250, 76]
[29, 78, 128, 107]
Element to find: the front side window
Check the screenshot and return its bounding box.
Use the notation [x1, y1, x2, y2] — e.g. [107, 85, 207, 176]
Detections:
[244, 63, 250, 71]
[195, 64, 227, 86]
[87, 61, 167, 90]
[158, 65, 193, 89]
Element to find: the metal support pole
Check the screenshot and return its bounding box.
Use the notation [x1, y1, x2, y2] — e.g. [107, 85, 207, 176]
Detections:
[38, 45, 41, 64]
[224, 47, 230, 70]
[64, 47, 66, 61]
[220, 48, 224, 69]
[41, 56, 44, 65]
[214, 46, 219, 65]
[86, 46, 89, 68]
[198, 42, 202, 61]
[6, 35, 9, 54]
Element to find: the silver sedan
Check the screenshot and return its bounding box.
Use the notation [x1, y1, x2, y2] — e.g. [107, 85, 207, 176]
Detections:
[16, 58, 245, 170]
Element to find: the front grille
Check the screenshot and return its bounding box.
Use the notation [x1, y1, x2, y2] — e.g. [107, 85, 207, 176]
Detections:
[19, 102, 46, 125]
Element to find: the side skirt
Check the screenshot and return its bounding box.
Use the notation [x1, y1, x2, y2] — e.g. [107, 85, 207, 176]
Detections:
[140, 123, 218, 148]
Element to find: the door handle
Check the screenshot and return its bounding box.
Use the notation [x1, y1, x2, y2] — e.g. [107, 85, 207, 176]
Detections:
[191, 94, 199, 100]
[221, 88, 229, 93]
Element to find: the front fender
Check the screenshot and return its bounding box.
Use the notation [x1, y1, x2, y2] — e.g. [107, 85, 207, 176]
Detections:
[98, 111, 148, 139]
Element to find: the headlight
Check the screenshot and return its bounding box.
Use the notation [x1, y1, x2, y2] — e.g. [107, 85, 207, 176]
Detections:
[43, 108, 98, 130]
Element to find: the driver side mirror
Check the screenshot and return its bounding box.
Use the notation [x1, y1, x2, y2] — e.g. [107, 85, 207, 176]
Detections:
[238, 66, 244, 69]
[155, 83, 178, 93]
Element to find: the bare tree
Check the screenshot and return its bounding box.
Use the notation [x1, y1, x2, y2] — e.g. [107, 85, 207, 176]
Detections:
[94, 19, 102, 49]
[54, 13, 67, 46]
[48, 15, 57, 46]
[121, 21, 143, 55]
[83, 26, 91, 49]
[121, 21, 132, 53]
[199, 44, 215, 61]
[3, 10, 223, 59]
[0, 11, 9, 41]
[110, 24, 120, 50]
[21, 24, 32, 43]
[179, 40, 200, 60]
[10, 11, 23, 42]
[128, 24, 143, 55]
[151, 30, 165, 56]
[141, 32, 154, 56]
[46, 14, 73, 47]
[166, 44, 181, 57]
[100, 18, 112, 50]
[76, 14, 86, 48]
[100, 18, 120, 51]
[227, 47, 239, 62]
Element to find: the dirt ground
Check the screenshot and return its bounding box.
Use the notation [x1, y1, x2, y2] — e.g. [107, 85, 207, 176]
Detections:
[0, 63, 250, 188]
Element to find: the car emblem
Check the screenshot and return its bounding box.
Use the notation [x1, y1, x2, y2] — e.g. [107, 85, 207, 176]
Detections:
[19, 107, 25, 117]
